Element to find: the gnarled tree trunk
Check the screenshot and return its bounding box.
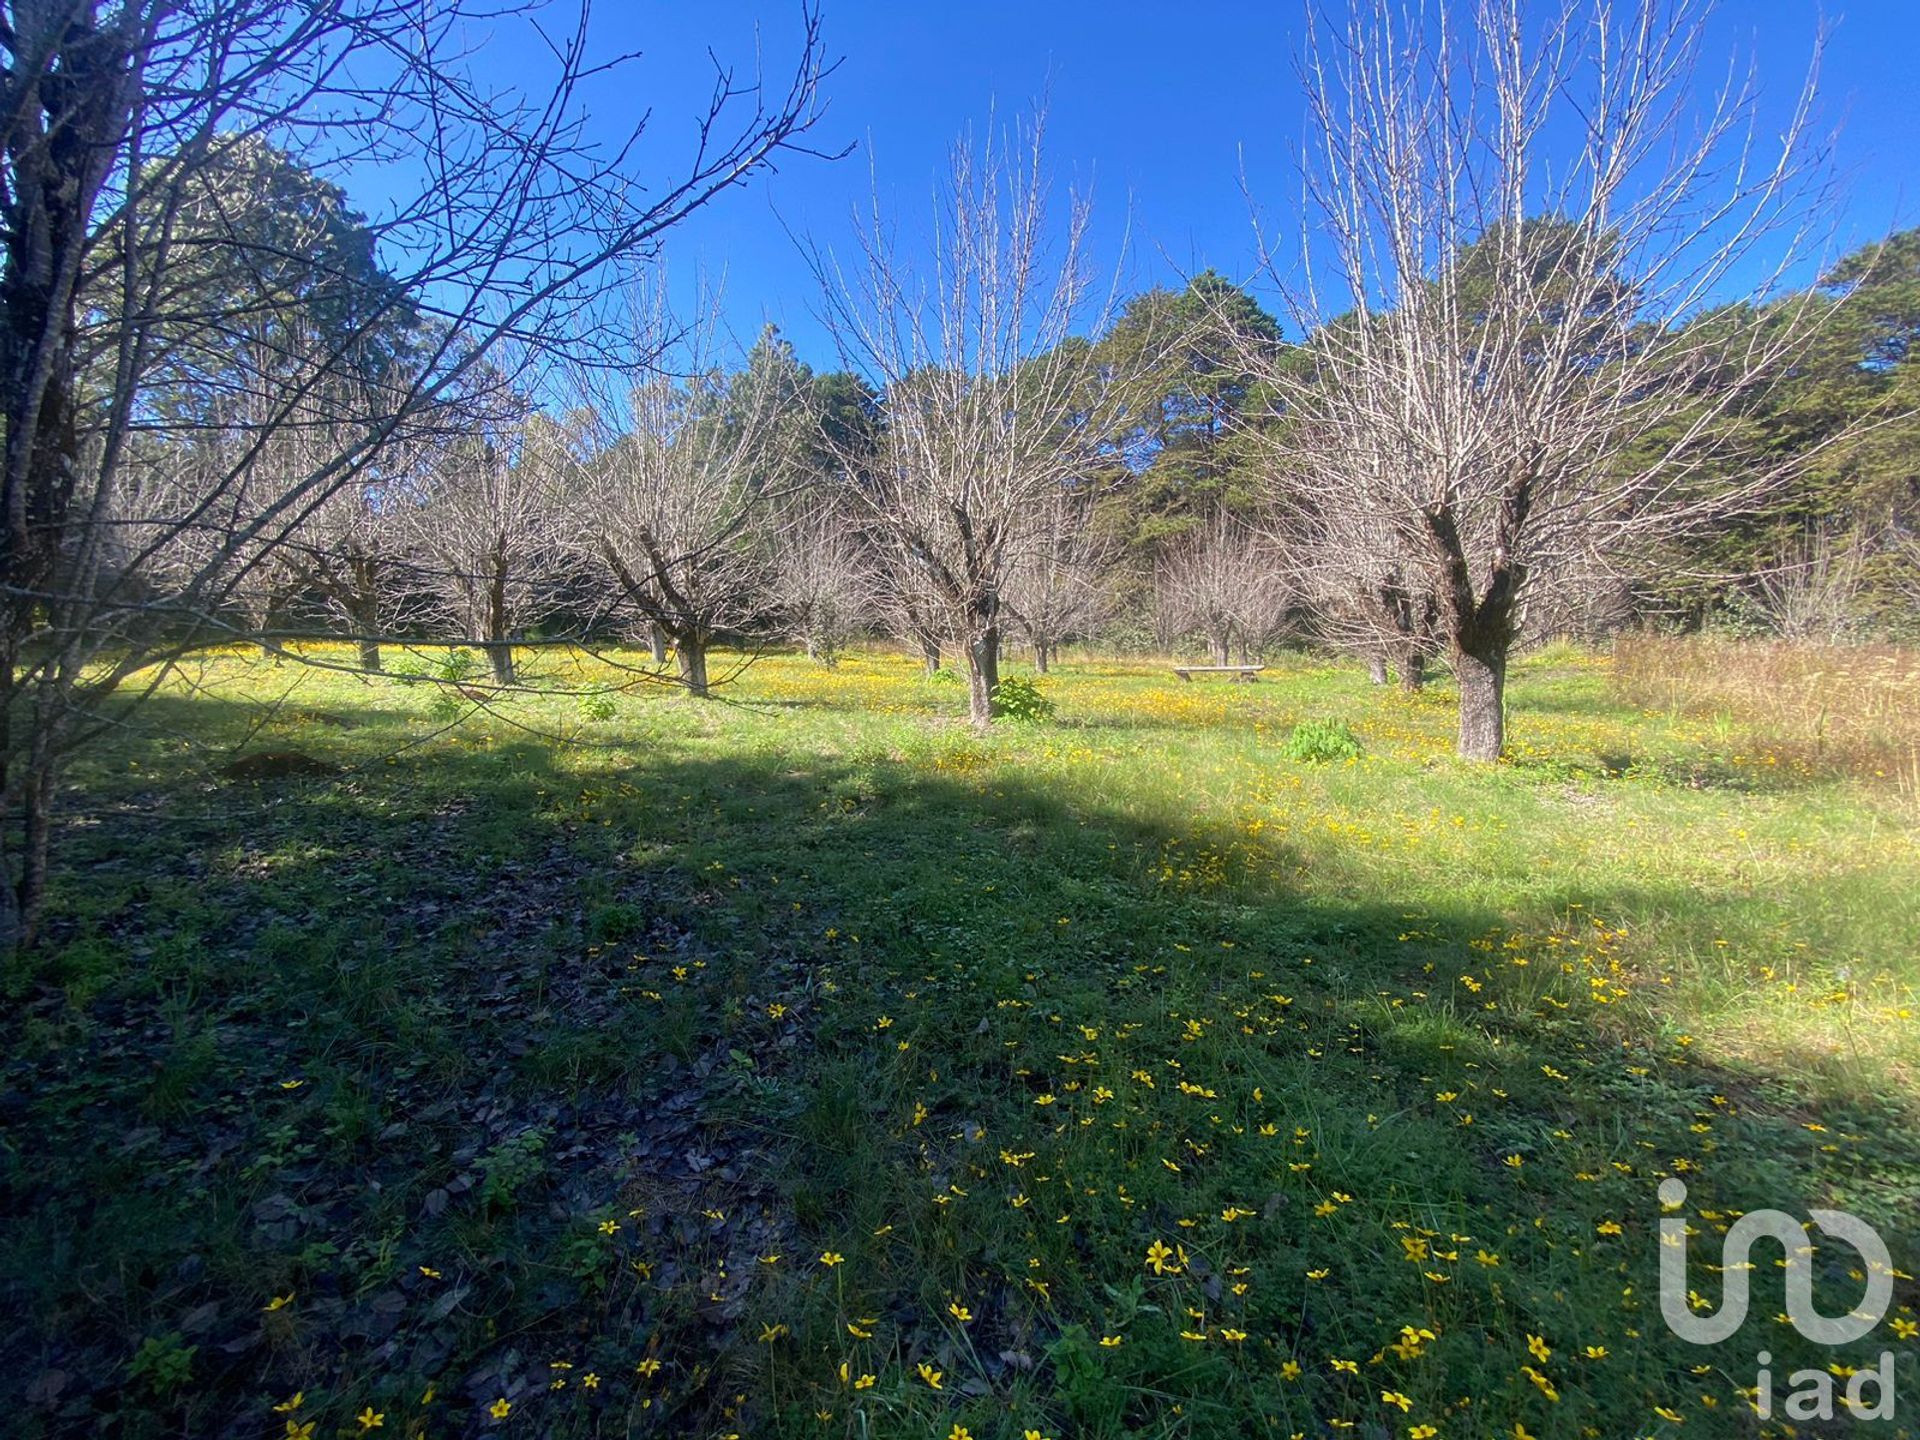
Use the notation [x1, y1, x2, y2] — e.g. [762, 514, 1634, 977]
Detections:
[1427, 498, 1523, 762]
[678, 635, 711, 697]
[965, 621, 1000, 730]
[1454, 644, 1505, 761]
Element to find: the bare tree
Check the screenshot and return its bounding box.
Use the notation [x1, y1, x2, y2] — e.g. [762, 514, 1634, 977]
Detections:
[136, 305, 430, 671]
[1752, 524, 1864, 642]
[1327, 571, 1442, 693]
[1158, 510, 1294, 664]
[118, 134, 426, 656]
[1290, 499, 1441, 690]
[881, 559, 952, 675]
[285, 464, 425, 675]
[741, 326, 874, 666]
[813, 111, 1130, 727]
[1003, 480, 1116, 672]
[0, 1, 831, 948]
[568, 300, 790, 698]
[128, 424, 305, 655]
[768, 493, 873, 665]
[411, 420, 568, 685]
[1514, 549, 1638, 645]
[1246, 0, 1828, 759]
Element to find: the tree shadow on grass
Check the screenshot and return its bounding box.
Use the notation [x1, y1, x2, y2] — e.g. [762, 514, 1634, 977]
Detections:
[5, 694, 1916, 1437]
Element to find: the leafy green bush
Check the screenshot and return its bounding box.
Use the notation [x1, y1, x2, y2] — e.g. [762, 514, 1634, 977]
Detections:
[991, 675, 1056, 722]
[478, 1126, 550, 1211]
[587, 900, 643, 942]
[127, 1332, 195, 1397]
[924, 665, 963, 686]
[577, 690, 618, 722]
[1281, 717, 1362, 762]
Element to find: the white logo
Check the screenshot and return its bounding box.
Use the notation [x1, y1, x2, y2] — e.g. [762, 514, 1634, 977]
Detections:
[1658, 1179, 1898, 1423]
[1658, 1178, 1892, 1345]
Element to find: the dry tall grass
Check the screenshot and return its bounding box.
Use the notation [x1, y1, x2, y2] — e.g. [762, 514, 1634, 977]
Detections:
[1613, 634, 1920, 798]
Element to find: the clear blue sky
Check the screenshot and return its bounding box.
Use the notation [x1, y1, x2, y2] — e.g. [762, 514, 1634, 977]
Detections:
[464, 1, 1920, 370]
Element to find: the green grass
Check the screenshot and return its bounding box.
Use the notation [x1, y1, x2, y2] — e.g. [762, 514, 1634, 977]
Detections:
[3, 643, 1918, 1440]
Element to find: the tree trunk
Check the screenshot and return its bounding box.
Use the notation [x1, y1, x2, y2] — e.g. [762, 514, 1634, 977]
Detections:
[965, 624, 1000, 730]
[1367, 653, 1389, 685]
[0, 751, 56, 954]
[0, 859, 19, 957]
[1034, 638, 1051, 674]
[255, 587, 279, 657]
[649, 622, 669, 665]
[1454, 645, 1506, 760]
[678, 637, 710, 697]
[1209, 632, 1230, 666]
[351, 591, 382, 672]
[919, 636, 941, 675]
[1399, 649, 1426, 694]
[0, 11, 139, 955]
[483, 641, 515, 685]
[484, 547, 514, 683]
[254, 591, 287, 658]
[346, 558, 383, 673]
[1425, 499, 1517, 761]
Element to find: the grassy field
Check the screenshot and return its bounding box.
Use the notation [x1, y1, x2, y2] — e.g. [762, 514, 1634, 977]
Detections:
[3, 643, 1917, 1440]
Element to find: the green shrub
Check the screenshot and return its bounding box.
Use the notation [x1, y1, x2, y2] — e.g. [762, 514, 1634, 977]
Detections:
[1281, 717, 1362, 762]
[991, 675, 1056, 722]
[577, 690, 618, 722]
[925, 665, 963, 687]
[587, 900, 643, 941]
[127, 1332, 195, 1397]
[478, 1126, 550, 1211]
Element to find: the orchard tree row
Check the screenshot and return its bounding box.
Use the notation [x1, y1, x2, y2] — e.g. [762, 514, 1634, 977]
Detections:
[4, 0, 1916, 946]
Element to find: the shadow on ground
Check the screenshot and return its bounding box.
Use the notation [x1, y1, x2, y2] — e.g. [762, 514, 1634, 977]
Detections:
[2, 692, 1914, 1438]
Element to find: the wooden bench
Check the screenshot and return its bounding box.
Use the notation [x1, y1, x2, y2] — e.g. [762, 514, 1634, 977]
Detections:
[1172, 664, 1266, 683]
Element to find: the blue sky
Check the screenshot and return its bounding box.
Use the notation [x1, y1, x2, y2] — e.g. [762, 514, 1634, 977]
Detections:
[456, 1, 1920, 369]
